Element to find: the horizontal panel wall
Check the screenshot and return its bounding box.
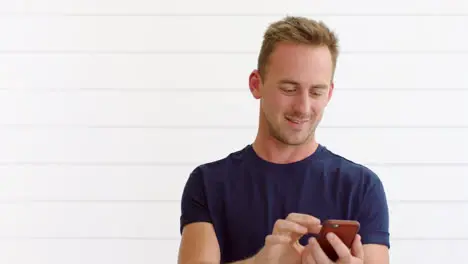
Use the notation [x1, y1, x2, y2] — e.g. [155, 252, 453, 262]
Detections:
[1, 0, 467, 15]
[0, 239, 180, 264]
[0, 164, 466, 202]
[2, 53, 467, 90]
[0, 201, 466, 239]
[0, 16, 467, 52]
[0, 90, 465, 127]
[0, 239, 464, 264]
[0, 128, 465, 164]
[1, 2, 467, 263]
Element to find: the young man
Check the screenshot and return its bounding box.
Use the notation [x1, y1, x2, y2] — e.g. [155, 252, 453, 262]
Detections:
[178, 16, 390, 264]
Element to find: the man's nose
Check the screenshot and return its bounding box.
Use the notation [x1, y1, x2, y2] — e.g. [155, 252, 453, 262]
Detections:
[293, 92, 310, 114]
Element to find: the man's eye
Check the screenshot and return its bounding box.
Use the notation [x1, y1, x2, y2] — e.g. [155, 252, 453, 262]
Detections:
[310, 89, 325, 96]
[281, 87, 295, 93]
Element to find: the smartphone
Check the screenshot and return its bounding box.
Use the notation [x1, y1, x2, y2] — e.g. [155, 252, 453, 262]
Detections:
[316, 219, 360, 261]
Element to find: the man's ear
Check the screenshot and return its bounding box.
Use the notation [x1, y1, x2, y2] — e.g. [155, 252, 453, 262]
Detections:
[249, 70, 262, 99]
[328, 81, 335, 101]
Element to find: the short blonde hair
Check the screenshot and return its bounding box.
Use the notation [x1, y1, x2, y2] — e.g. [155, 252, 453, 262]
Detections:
[257, 16, 340, 81]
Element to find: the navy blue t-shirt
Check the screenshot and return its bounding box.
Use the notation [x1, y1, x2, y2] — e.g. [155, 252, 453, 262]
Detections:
[180, 144, 390, 263]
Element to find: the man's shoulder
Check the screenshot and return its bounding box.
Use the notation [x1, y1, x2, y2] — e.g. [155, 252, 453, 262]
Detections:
[188, 145, 251, 180]
[320, 146, 382, 186]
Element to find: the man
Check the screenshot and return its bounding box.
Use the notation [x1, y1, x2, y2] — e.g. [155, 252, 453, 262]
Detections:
[178, 16, 390, 264]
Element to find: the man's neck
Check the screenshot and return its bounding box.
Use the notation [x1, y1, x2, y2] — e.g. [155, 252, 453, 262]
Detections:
[251, 135, 318, 164]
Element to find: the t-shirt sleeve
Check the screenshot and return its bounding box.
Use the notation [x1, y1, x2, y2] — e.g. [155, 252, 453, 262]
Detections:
[356, 170, 391, 249]
[179, 166, 213, 234]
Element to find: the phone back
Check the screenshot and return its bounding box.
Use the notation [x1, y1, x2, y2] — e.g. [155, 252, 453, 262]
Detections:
[316, 220, 360, 261]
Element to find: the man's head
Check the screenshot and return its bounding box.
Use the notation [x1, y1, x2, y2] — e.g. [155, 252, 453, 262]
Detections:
[249, 16, 339, 146]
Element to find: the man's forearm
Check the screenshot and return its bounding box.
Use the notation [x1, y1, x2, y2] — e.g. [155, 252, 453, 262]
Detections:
[182, 255, 255, 264]
[182, 256, 255, 264]
[227, 255, 256, 264]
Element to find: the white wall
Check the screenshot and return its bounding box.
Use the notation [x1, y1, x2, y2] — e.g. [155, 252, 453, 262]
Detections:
[0, 1, 467, 263]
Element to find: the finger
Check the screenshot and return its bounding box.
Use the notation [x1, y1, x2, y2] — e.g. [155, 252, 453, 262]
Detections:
[286, 213, 321, 225]
[272, 219, 308, 236]
[351, 234, 364, 259]
[273, 219, 308, 244]
[265, 234, 292, 246]
[301, 244, 317, 264]
[285, 213, 322, 243]
[308, 224, 323, 235]
[327, 233, 352, 262]
[286, 213, 322, 233]
[306, 237, 330, 263]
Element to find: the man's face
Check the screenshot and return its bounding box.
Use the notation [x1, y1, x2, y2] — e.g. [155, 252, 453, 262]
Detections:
[250, 42, 334, 146]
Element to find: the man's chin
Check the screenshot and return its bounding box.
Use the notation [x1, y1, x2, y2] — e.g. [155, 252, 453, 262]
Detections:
[286, 139, 309, 146]
[279, 134, 312, 146]
[267, 122, 314, 146]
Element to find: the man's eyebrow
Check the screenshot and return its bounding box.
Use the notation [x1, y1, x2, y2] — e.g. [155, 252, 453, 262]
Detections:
[278, 79, 300, 85]
[311, 84, 328, 89]
[278, 79, 328, 89]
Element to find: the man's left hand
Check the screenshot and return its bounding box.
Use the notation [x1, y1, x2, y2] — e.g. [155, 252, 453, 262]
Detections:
[301, 233, 364, 264]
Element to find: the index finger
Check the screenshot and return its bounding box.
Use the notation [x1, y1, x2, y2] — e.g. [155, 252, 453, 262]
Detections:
[286, 213, 322, 233]
[351, 234, 364, 259]
[327, 233, 353, 262]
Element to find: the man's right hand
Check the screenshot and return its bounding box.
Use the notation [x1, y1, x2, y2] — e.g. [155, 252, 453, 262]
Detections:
[251, 213, 322, 264]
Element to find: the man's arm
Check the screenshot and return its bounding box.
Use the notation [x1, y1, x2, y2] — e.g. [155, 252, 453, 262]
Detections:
[356, 168, 391, 264]
[178, 222, 256, 264]
[178, 165, 220, 264]
[178, 222, 221, 264]
[363, 244, 389, 264]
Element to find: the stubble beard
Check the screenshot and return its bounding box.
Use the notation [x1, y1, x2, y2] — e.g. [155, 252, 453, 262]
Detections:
[266, 115, 316, 146]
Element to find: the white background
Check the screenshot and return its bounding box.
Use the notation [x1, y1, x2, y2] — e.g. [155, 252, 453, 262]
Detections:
[0, 0, 467, 263]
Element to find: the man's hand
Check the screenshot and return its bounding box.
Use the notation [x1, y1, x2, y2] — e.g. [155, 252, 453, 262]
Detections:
[301, 233, 364, 264]
[252, 213, 322, 264]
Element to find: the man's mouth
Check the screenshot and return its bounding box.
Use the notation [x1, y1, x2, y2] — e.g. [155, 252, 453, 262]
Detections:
[285, 116, 308, 124]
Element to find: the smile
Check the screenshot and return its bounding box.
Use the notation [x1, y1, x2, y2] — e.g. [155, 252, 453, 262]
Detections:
[285, 117, 308, 124]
